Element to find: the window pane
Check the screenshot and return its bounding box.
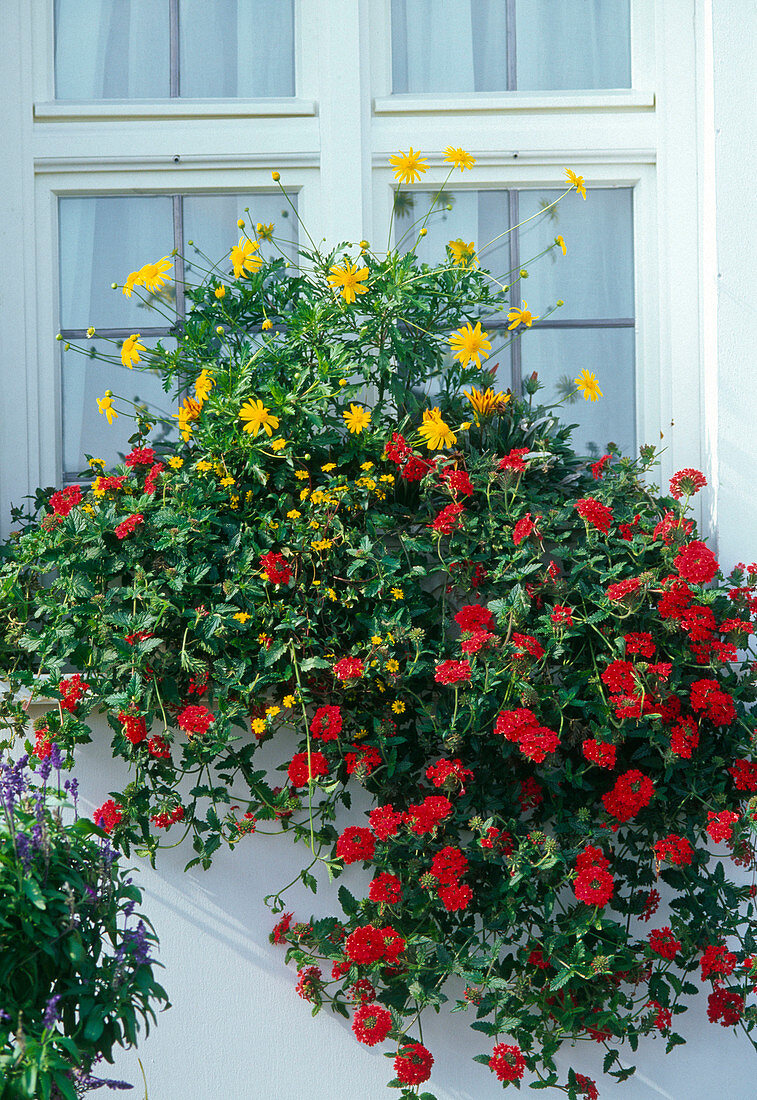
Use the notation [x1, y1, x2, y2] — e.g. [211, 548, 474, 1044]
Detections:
[59, 196, 175, 330]
[62, 338, 177, 474]
[518, 189, 634, 319]
[182, 192, 299, 280]
[519, 328, 635, 458]
[54, 0, 170, 99]
[179, 0, 295, 97]
[395, 189, 512, 273]
[515, 0, 631, 90]
[391, 0, 508, 93]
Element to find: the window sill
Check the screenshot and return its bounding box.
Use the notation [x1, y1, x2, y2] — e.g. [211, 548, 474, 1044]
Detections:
[373, 91, 655, 115]
[34, 98, 318, 122]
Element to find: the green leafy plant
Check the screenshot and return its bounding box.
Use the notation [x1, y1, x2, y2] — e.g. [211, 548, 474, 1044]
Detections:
[2, 157, 756, 1097]
[0, 752, 168, 1099]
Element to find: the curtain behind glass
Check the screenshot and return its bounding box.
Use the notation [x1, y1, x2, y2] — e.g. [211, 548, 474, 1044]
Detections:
[55, 0, 170, 99]
[391, 0, 507, 93]
[515, 0, 630, 90]
[179, 0, 295, 97]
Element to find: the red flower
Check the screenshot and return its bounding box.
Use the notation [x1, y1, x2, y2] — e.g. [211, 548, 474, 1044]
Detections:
[654, 834, 693, 866]
[454, 604, 494, 632]
[93, 799, 123, 833]
[349, 978, 376, 1003]
[379, 926, 405, 963]
[147, 735, 171, 759]
[385, 432, 411, 465]
[728, 758, 757, 792]
[333, 656, 365, 681]
[706, 809, 739, 843]
[271, 912, 293, 945]
[624, 632, 656, 658]
[394, 1044, 434, 1086]
[50, 485, 82, 516]
[368, 803, 404, 840]
[654, 509, 694, 545]
[434, 659, 471, 685]
[648, 926, 681, 960]
[601, 659, 636, 695]
[32, 729, 52, 759]
[405, 796, 453, 835]
[352, 1004, 392, 1046]
[511, 632, 545, 660]
[669, 467, 707, 500]
[345, 743, 382, 776]
[425, 758, 473, 790]
[401, 454, 434, 482]
[489, 1043, 525, 1082]
[582, 739, 616, 769]
[707, 988, 744, 1026]
[345, 924, 386, 965]
[602, 770, 655, 823]
[461, 629, 494, 654]
[700, 944, 736, 983]
[669, 716, 699, 758]
[606, 577, 641, 601]
[493, 707, 560, 763]
[288, 751, 329, 788]
[310, 705, 342, 741]
[177, 704, 214, 735]
[498, 447, 529, 473]
[576, 845, 610, 873]
[125, 446, 156, 467]
[295, 966, 322, 1002]
[118, 711, 147, 745]
[518, 777, 543, 812]
[575, 1074, 599, 1100]
[336, 826, 375, 865]
[260, 551, 292, 585]
[647, 1000, 672, 1031]
[443, 468, 474, 497]
[59, 674, 90, 713]
[438, 882, 472, 911]
[574, 866, 614, 907]
[574, 497, 613, 534]
[513, 512, 539, 546]
[369, 873, 402, 905]
[151, 805, 185, 829]
[690, 679, 736, 726]
[143, 462, 164, 496]
[551, 604, 574, 626]
[591, 454, 611, 480]
[114, 513, 144, 540]
[674, 540, 719, 585]
[430, 502, 465, 535]
[430, 846, 468, 885]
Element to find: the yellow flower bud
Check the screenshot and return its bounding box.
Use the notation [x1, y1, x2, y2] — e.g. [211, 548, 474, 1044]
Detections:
[272, 171, 280, 182]
[237, 218, 245, 228]
[215, 326, 224, 335]
[419, 227, 427, 236]
[214, 285, 226, 299]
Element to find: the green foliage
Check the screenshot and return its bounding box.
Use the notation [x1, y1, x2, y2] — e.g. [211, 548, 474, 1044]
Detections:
[2, 179, 757, 1094]
[0, 759, 168, 1098]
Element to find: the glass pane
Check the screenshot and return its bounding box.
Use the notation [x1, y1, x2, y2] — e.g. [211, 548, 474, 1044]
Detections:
[518, 188, 634, 320]
[395, 190, 512, 275]
[519, 328, 635, 458]
[182, 192, 299, 281]
[59, 196, 175, 331]
[54, 0, 170, 99]
[515, 0, 631, 90]
[62, 338, 177, 474]
[391, 0, 508, 93]
[179, 0, 295, 97]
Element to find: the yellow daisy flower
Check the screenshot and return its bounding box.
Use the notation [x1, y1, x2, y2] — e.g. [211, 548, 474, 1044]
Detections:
[286, 509, 301, 519]
[464, 386, 511, 420]
[194, 369, 215, 404]
[391, 700, 406, 714]
[271, 438, 287, 451]
[121, 334, 146, 369]
[214, 285, 226, 299]
[256, 222, 275, 241]
[96, 391, 117, 425]
[138, 256, 173, 294]
[167, 456, 184, 469]
[233, 612, 251, 623]
[327, 262, 369, 304]
[448, 321, 492, 369]
[282, 694, 297, 708]
[294, 470, 309, 480]
[555, 235, 567, 256]
[390, 147, 428, 184]
[564, 168, 587, 200]
[230, 236, 262, 278]
[444, 146, 476, 172]
[343, 404, 372, 434]
[391, 587, 404, 600]
[386, 659, 399, 673]
[371, 635, 383, 645]
[507, 301, 539, 330]
[251, 717, 266, 735]
[322, 463, 337, 472]
[239, 398, 280, 437]
[418, 407, 456, 451]
[266, 705, 281, 717]
[574, 370, 603, 402]
[449, 239, 477, 267]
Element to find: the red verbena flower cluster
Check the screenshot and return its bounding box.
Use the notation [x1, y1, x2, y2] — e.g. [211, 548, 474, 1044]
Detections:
[494, 707, 561, 763]
[574, 497, 614, 534]
[336, 826, 375, 865]
[669, 467, 707, 500]
[728, 758, 757, 792]
[369, 873, 402, 905]
[119, 711, 147, 745]
[50, 485, 82, 516]
[488, 1043, 525, 1082]
[707, 988, 744, 1026]
[260, 551, 292, 585]
[425, 757, 473, 790]
[513, 512, 539, 546]
[648, 927, 681, 960]
[654, 834, 693, 866]
[551, 604, 574, 626]
[405, 796, 453, 835]
[93, 799, 123, 833]
[151, 805, 184, 829]
[114, 513, 144, 540]
[674, 541, 719, 585]
[573, 846, 614, 907]
[690, 678, 736, 726]
[394, 1044, 434, 1085]
[124, 446, 156, 467]
[606, 577, 641, 601]
[177, 704, 214, 736]
[700, 944, 736, 983]
[706, 810, 739, 843]
[310, 705, 342, 741]
[368, 804, 404, 840]
[582, 739, 617, 769]
[602, 769, 655, 823]
[344, 924, 405, 966]
[430, 502, 465, 535]
[59, 673, 90, 713]
[333, 656, 365, 681]
[288, 751, 329, 788]
[352, 1004, 392, 1046]
[434, 659, 471, 685]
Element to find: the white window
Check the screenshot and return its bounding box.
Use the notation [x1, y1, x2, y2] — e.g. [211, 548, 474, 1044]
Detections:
[0, 0, 709, 537]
